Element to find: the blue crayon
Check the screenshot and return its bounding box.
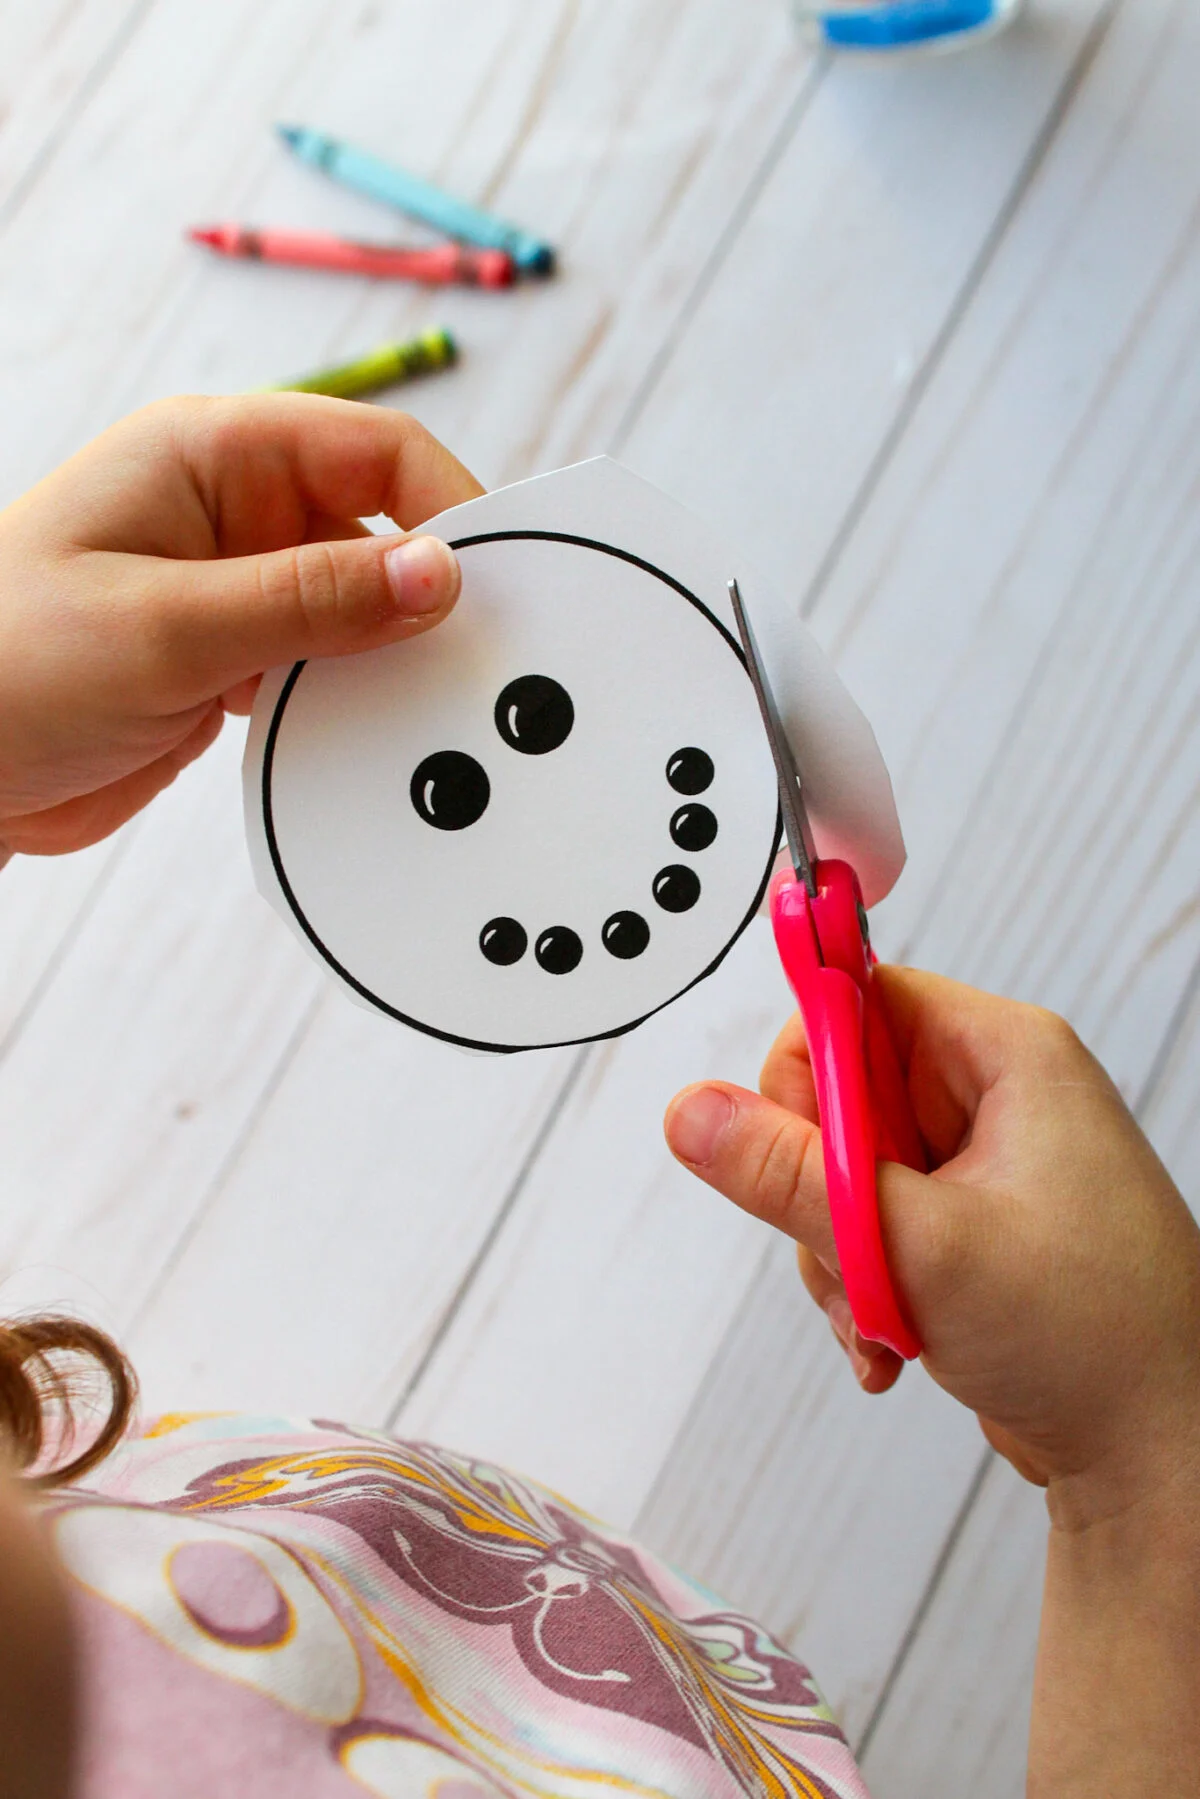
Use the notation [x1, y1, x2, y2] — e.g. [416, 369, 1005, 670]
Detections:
[277, 125, 555, 277]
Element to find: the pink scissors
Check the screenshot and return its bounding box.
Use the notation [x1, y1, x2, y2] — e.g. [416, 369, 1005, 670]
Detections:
[729, 580, 925, 1360]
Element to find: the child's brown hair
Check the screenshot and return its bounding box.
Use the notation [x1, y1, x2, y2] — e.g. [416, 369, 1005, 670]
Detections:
[0, 1319, 136, 1486]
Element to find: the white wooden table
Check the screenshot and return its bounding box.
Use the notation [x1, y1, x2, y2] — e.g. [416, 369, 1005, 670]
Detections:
[1, 3, 1197, 1792]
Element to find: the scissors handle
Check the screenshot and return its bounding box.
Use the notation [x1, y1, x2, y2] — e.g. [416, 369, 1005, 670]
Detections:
[771, 861, 923, 1360]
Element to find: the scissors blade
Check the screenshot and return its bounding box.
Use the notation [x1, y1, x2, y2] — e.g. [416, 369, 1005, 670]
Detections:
[728, 578, 818, 897]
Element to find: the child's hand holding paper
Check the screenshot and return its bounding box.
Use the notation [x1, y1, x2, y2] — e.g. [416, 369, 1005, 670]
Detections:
[0, 394, 477, 858]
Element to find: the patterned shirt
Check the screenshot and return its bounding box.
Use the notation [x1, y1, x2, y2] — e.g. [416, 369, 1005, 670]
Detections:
[48, 1414, 872, 1799]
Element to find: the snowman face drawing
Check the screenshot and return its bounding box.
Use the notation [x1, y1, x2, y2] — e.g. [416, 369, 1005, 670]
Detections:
[253, 533, 781, 1052]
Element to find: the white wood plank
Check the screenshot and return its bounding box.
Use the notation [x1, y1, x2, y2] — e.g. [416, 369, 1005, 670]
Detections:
[127, 1022, 579, 1424]
[0, 726, 321, 1333]
[858, 1455, 1046, 1799]
[1140, 958, 1200, 1206]
[632, 1235, 982, 1745]
[0, 2, 150, 215]
[0, 833, 128, 1045]
[0, 1, 162, 1039]
[613, 0, 1115, 600]
[0, 0, 574, 493]
[396, 923, 793, 1525]
[801, 0, 1200, 1090]
[0, 0, 816, 501]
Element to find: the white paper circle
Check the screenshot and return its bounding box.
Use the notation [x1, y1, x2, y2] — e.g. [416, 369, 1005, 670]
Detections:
[256, 535, 780, 1050]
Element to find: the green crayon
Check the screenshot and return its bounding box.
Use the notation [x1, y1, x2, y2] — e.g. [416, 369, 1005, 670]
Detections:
[269, 327, 457, 399]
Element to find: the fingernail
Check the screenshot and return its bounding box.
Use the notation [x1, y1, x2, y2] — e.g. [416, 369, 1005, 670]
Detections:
[666, 1087, 734, 1168]
[826, 1295, 856, 1351]
[826, 1297, 876, 1384]
[384, 535, 460, 615]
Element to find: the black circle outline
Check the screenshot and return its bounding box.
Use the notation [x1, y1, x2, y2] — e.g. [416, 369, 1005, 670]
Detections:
[260, 531, 782, 1053]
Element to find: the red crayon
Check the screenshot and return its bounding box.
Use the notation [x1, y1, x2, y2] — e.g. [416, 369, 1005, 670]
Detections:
[188, 224, 515, 288]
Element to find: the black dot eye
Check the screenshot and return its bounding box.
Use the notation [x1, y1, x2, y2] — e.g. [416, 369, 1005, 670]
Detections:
[535, 926, 583, 974]
[410, 751, 490, 831]
[666, 748, 713, 795]
[670, 803, 718, 852]
[653, 865, 701, 913]
[602, 911, 650, 960]
[495, 675, 574, 755]
[480, 917, 527, 966]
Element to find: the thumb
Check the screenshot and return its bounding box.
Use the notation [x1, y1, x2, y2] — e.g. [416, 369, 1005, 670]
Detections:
[666, 1081, 930, 1381]
[665, 1082, 838, 1270]
[143, 530, 461, 706]
[666, 1081, 970, 1360]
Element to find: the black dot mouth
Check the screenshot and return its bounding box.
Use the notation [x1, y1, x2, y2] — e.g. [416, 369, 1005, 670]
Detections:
[480, 916, 528, 966]
[474, 739, 722, 971]
[477, 906, 660, 970]
[535, 925, 583, 975]
[601, 910, 650, 959]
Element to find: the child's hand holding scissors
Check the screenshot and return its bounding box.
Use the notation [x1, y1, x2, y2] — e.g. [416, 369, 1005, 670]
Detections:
[668, 969, 1200, 1506]
[667, 969, 1200, 1793]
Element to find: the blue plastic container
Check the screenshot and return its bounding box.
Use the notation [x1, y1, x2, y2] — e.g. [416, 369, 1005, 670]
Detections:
[796, 0, 1021, 51]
